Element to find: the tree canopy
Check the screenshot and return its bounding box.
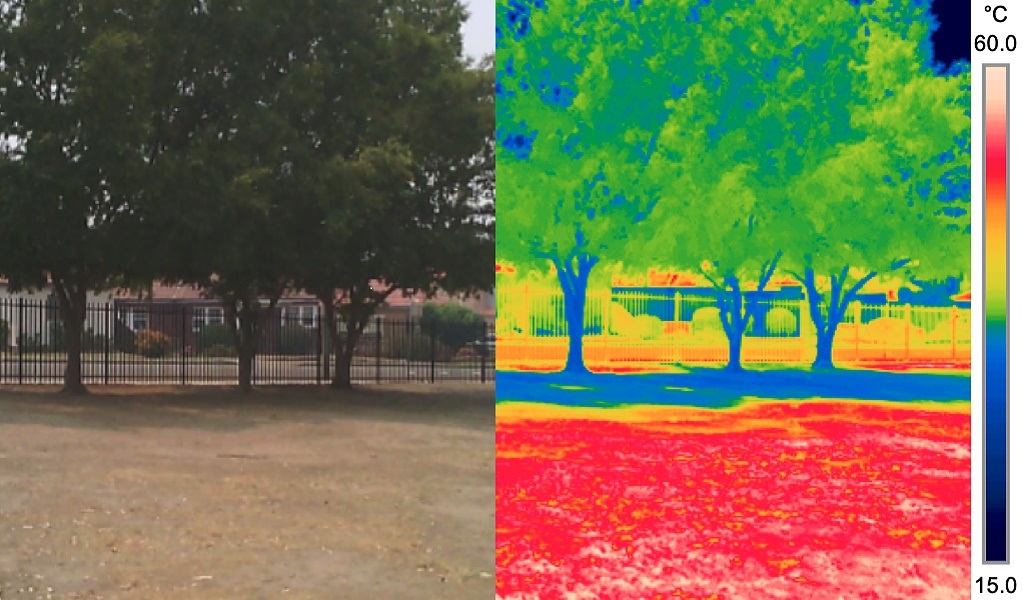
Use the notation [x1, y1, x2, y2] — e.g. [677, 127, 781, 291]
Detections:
[0, 0, 494, 392]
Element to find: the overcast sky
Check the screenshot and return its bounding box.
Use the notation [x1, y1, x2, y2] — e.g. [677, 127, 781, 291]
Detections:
[462, 0, 495, 60]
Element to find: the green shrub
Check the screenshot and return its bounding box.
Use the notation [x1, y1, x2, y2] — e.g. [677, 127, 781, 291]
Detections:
[420, 303, 485, 352]
[136, 329, 171, 358]
[41, 321, 104, 352]
[13, 326, 110, 352]
[633, 314, 663, 340]
[82, 327, 106, 352]
[764, 307, 797, 335]
[383, 334, 453, 362]
[203, 343, 236, 358]
[196, 323, 234, 352]
[691, 307, 725, 336]
[0, 319, 8, 347]
[17, 333, 43, 352]
[278, 324, 315, 356]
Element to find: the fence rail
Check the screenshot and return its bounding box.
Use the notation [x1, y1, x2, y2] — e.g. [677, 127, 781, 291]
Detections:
[496, 286, 971, 370]
[0, 299, 495, 385]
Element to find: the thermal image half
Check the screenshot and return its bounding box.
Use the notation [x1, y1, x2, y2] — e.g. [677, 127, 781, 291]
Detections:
[496, 0, 971, 598]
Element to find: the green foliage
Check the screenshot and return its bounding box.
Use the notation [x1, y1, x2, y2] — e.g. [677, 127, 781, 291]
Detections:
[764, 308, 798, 336]
[135, 329, 171, 358]
[0, 319, 8, 347]
[421, 303, 485, 352]
[203, 344, 237, 358]
[195, 323, 235, 353]
[277, 325, 316, 356]
[496, 0, 676, 273]
[632, 315, 663, 341]
[383, 334, 453, 362]
[17, 321, 105, 353]
[692, 308, 725, 336]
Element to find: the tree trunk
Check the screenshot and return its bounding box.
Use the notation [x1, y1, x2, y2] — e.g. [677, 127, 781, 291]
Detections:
[332, 336, 356, 389]
[62, 315, 87, 394]
[725, 325, 744, 372]
[813, 330, 836, 369]
[717, 280, 746, 373]
[238, 327, 254, 392]
[333, 311, 368, 389]
[804, 266, 878, 371]
[564, 287, 586, 374]
[715, 255, 781, 373]
[555, 254, 596, 375]
[56, 282, 88, 395]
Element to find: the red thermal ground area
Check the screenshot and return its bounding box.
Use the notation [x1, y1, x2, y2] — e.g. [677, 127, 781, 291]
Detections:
[496, 401, 970, 599]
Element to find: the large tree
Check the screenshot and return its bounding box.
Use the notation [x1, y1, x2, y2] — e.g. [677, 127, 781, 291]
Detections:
[294, 0, 494, 389]
[496, 0, 712, 373]
[0, 1, 156, 393]
[642, 0, 969, 370]
[777, 0, 971, 368]
[143, 0, 443, 391]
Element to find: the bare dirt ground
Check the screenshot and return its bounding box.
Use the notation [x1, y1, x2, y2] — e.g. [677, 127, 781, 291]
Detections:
[0, 383, 495, 599]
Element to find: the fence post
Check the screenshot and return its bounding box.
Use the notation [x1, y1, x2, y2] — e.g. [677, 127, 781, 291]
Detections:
[17, 298, 23, 385]
[480, 323, 487, 384]
[181, 306, 187, 385]
[315, 308, 323, 386]
[852, 300, 861, 359]
[674, 291, 683, 364]
[430, 320, 436, 384]
[406, 319, 413, 382]
[951, 306, 959, 361]
[104, 304, 111, 385]
[375, 317, 382, 384]
[904, 303, 912, 359]
[322, 310, 331, 385]
[523, 284, 530, 335]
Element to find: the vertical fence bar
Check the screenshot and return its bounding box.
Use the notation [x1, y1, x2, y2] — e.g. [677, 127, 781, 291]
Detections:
[904, 303, 912, 359]
[952, 306, 959, 360]
[316, 307, 323, 386]
[104, 303, 111, 385]
[480, 323, 487, 384]
[17, 298, 23, 385]
[180, 306, 187, 385]
[375, 317, 382, 384]
[430, 321, 436, 384]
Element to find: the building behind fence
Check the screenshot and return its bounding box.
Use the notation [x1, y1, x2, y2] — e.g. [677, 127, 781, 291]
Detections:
[0, 299, 495, 385]
[496, 284, 971, 370]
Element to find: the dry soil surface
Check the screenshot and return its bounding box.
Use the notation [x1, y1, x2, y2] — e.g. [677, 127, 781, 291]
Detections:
[0, 383, 495, 599]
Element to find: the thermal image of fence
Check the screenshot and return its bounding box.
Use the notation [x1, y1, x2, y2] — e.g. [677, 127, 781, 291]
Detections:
[495, 283, 970, 372]
[495, 0, 971, 597]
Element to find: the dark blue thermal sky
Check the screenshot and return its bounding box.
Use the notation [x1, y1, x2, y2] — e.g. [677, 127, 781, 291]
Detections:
[930, 0, 970, 68]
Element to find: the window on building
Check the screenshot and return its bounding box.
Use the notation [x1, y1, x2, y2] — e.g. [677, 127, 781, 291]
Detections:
[132, 310, 149, 331]
[193, 307, 224, 331]
[282, 305, 318, 328]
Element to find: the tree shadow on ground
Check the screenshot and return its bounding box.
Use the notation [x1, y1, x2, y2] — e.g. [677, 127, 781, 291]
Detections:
[0, 383, 495, 434]
[496, 368, 970, 408]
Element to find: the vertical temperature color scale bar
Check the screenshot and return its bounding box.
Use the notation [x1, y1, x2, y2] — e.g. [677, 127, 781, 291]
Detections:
[985, 64, 1009, 565]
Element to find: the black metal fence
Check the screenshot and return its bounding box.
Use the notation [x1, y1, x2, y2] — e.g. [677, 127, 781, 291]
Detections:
[0, 299, 495, 385]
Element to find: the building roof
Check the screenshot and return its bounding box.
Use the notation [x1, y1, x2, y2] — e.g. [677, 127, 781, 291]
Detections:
[111, 280, 495, 316]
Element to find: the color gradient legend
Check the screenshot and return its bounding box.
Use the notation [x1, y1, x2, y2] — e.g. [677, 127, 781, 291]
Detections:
[985, 63, 1009, 565]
